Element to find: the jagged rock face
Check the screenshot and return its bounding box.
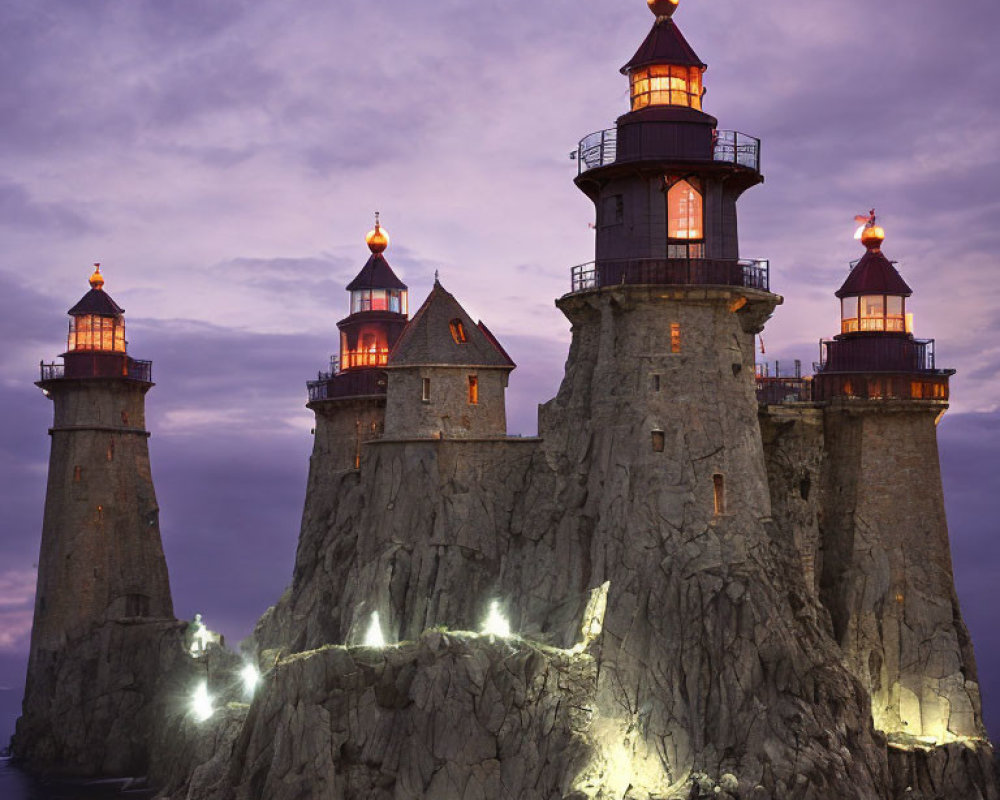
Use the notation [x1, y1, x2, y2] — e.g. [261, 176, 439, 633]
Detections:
[14, 620, 195, 777]
[166, 634, 595, 800]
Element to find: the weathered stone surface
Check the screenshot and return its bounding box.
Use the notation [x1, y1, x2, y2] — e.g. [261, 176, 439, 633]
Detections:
[14, 620, 195, 777]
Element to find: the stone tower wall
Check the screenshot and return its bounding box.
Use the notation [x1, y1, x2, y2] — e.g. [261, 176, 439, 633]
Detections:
[383, 366, 508, 439]
[818, 402, 986, 742]
[29, 379, 173, 659]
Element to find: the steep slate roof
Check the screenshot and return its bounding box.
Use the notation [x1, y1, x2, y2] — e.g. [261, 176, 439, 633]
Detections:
[836, 251, 913, 298]
[67, 289, 124, 316]
[345, 254, 408, 292]
[388, 281, 515, 369]
[621, 19, 706, 74]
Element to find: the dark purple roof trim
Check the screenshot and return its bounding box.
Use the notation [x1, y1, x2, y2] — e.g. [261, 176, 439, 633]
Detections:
[836, 250, 913, 298]
[345, 254, 408, 292]
[621, 19, 706, 74]
[67, 289, 124, 316]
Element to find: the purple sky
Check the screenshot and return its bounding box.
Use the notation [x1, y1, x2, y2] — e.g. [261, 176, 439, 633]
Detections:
[2, 0, 999, 746]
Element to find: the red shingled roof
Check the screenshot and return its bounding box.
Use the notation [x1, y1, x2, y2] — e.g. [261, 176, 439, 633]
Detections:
[621, 19, 706, 74]
[836, 250, 913, 298]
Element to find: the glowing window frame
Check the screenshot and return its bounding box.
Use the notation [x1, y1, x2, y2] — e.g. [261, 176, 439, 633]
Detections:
[630, 65, 703, 111]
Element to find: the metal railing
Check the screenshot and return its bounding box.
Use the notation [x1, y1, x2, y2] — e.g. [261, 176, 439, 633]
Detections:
[308, 369, 387, 402]
[38, 359, 152, 382]
[575, 128, 760, 174]
[570, 257, 769, 293]
[817, 337, 938, 374]
[756, 377, 813, 405]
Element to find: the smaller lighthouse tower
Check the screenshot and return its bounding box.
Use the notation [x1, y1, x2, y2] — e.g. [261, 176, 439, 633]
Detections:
[815, 218, 987, 744]
[306, 216, 409, 471]
[29, 265, 173, 659]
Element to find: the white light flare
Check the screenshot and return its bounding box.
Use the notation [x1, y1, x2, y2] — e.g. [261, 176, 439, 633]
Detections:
[191, 681, 215, 722]
[363, 611, 386, 647]
[854, 224, 866, 241]
[241, 664, 260, 697]
[481, 600, 512, 638]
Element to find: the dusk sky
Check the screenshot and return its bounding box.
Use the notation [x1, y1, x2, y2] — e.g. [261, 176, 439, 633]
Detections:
[2, 0, 999, 746]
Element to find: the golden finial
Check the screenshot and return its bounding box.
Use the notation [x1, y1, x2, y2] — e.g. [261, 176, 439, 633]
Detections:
[648, 0, 679, 19]
[365, 211, 390, 255]
[89, 262, 105, 290]
[854, 209, 885, 252]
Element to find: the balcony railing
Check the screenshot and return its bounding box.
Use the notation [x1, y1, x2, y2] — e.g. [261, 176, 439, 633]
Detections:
[756, 377, 813, 405]
[817, 337, 939, 374]
[39, 358, 152, 382]
[308, 368, 387, 402]
[570, 258, 769, 293]
[575, 128, 760, 174]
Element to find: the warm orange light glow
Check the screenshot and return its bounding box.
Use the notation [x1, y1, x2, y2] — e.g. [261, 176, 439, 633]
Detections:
[468, 375, 479, 405]
[841, 295, 906, 334]
[630, 65, 702, 110]
[648, 0, 679, 18]
[450, 319, 468, 344]
[68, 314, 126, 353]
[670, 323, 681, 353]
[89, 263, 105, 290]
[365, 212, 390, 254]
[667, 180, 703, 239]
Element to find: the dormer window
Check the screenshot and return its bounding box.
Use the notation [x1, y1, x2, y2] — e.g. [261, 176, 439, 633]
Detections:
[630, 65, 703, 111]
[449, 319, 468, 344]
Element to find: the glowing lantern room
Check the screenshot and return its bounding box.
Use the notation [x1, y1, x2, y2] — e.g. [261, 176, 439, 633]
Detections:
[66, 264, 127, 354]
[622, 0, 706, 112]
[836, 220, 913, 336]
[339, 216, 409, 372]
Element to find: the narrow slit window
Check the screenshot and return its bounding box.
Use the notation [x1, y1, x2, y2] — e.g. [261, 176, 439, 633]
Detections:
[670, 323, 681, 354]
[73, 465, 83, 482]
[713, 474, 726, 515]
[468, 375, 479, 405]
[651, 430, 665, 452]
[422, 378, 431, 402]
[652, 374, 661, 392]
[107, 439, 114, 462]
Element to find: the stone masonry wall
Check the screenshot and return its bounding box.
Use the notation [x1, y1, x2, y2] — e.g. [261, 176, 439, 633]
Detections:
[384, 367, 509, 439]
[819, 402, 986, 744]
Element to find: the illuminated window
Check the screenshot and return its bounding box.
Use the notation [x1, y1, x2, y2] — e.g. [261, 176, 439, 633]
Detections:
[713, 474, 726, 515]
[860, 295, 885, 332]
[468, 375, 479, 405]
[630, 65, 703, 111]
[73, 466, 82, 482]
[667, 179, 703, 241]
[886, 295, 905, 332]
[670, 323, 681, 354]
[449, 319, 468, 343]
[422, 378, 431, 402]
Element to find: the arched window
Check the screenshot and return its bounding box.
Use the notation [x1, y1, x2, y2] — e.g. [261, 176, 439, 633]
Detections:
[449, 319, 468, 344]
[667, 179, 703, 240]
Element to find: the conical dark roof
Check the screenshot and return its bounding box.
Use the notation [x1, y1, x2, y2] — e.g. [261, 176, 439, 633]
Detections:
[67, 289, 124, 316]
[388, 281, 515, 369]
[621, 19, 705, 74]
[345, 254, 408, 292]
[836, 250, 913, 298]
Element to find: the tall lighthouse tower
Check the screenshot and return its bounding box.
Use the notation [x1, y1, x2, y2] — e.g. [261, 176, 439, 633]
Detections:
[815, 217, 987, 745]
[28, 265, 173, 662]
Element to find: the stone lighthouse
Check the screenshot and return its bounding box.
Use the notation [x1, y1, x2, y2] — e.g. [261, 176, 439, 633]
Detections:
[29, 264, 173, 657]
[306, 216, 410, 472]
[17, 264, 176, 774]
[814, 216, 987, 745]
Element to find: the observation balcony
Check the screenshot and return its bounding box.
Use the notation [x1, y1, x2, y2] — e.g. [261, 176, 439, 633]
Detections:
[755, 376, 814, 405]
[308, 367, 387, 403]
[39, 357, 152, 383]
[574, 128, 760, 175]
[813, 336, 953, 402]
[570, 257, 769, 293]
